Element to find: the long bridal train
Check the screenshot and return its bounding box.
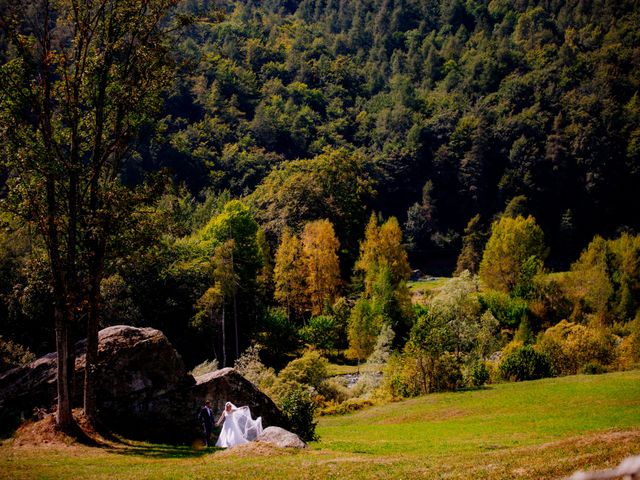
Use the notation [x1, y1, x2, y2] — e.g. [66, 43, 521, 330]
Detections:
[215, 402, 263, 448]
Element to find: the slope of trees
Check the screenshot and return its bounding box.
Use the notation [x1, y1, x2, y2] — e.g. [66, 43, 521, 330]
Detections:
[148, 0, 640, 271]
[1, 0, 640, 432]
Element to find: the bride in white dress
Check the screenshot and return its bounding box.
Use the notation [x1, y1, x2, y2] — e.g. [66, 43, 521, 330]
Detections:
[215, 402, 263, 448]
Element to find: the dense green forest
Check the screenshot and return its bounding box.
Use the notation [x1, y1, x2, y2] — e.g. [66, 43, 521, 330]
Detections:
[1, 0, 639, 437]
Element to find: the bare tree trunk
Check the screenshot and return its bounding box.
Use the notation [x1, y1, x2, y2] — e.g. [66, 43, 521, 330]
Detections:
[54, 307, 74, 429]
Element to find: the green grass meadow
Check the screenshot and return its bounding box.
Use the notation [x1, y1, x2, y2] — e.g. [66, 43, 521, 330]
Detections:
[2, 370, 639, 479]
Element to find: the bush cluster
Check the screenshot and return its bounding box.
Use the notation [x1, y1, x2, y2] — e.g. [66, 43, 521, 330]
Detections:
[499, 345, 553, 382]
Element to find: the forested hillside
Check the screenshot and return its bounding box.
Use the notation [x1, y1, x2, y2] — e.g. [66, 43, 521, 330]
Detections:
[149, 0, 640, 267]
[1, 0, 639, 439]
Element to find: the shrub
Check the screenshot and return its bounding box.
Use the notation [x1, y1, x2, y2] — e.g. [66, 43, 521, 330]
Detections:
[278, 385, 318, 441]
[537, 320, 616, 375]
[617, 317, 640, 370]
[479, 290, 529, 328]
[382, 351, 424, 398]
[476, 310, 501, 359]
[317, 377, 352, 404]
[234, 345, 277, 391]
[347, 297, 381, 360]
[466, 360, 490, 387]
[189, 358, 219, 377]
[318, 398, 374, 416]
[581, 360, 607, 375]
[351, 324, 395, 398]
[499, 345, 553, 381]
[432, 352, 464, 391]
[277, 350, 329, 390]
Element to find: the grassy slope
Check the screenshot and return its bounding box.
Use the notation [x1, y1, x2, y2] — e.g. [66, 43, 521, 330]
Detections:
[2, 370, 639, 479]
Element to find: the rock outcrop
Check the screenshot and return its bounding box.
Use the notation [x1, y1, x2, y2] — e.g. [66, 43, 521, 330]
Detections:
[0, 325, 287, 443]
[257, 426, 307, 448]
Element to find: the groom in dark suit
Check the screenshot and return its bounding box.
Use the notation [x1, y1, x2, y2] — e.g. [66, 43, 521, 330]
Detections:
[199, 399, 214, 446]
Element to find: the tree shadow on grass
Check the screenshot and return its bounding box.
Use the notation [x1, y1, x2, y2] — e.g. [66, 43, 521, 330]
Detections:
[109, 439, 220, 459]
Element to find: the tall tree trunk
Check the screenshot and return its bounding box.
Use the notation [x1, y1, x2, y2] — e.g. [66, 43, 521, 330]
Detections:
[233, 291, 239, 360]
[84, 172, 105, 423]
[54, 307, 74, 429]
[221, 303, 227, 368]
[83, 273, 100, 423]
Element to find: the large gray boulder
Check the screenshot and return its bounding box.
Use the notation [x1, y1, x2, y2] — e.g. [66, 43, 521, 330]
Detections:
[0, 325, 287, 443]
[191, 368, 285, 430]
[257, 426, 307, 448]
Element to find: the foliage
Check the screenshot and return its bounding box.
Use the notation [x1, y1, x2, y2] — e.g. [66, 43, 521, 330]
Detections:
[465, 360, 490, 388]
[475, 310, 501, 359]
[479, 290, 530, 329]
[276, 385, 318, 442]
[277, 350, 329, 391]
[351, 324, 395, 397]
[382, 350, 425, 398]
[253, 308, 299, 368]
[455, 215, 487, 275]
[568, 233, 640, 324]
[301, 220, 341, 315]
[189, 359, 219, 378]
[273, 229, 307, 319]
[499, 345, 554, 382]
[526, 273, 573, 330]
[250, 148, 373, 256]
[186, 200, 263, 364]
[318, 398, 374, 416]
[299, 316, 339, 351]
[581, 360, 608, 375]
[100, 275, 144, 327]
[426, 271, 482, 355]
[234, 345, 278, 392]
[347, 297, 381, 361]
[350, 214, 412, 356]
[617, 317, 640, 370]
[355, 215, 412, 297]
[479, 216, 547, 295]
[0, 336, 35, 372]
[537, 320, 617, 375]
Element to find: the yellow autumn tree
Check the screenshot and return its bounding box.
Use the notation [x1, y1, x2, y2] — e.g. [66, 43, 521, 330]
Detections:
[349, 214, 412, 359]
[479, 215, 547, 294]
[355, 214, 411, 296]
[273, 229, 307, 319]
[301, 220, 341, 315]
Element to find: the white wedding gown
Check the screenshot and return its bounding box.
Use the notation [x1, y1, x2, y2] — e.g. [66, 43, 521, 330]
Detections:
[215, 404, 263, 448]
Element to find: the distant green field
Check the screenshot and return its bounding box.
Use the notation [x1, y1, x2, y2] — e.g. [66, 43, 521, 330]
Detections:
[2, 370, 639, 479]
[408, 276, 450, 302]
[326, 362, 360, 376]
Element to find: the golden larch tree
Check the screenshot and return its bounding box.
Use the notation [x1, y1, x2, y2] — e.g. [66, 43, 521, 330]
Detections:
[274, 229, 308, 319]
[301, 220, 341, 315]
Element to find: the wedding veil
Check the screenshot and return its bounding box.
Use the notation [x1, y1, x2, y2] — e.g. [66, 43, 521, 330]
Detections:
[225, 402, 264, 442]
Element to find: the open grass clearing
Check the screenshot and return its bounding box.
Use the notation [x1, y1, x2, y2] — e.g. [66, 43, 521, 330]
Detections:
[1, 370, 639, 479]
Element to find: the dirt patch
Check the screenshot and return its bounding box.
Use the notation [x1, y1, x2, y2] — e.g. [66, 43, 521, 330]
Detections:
[535, 429, 640, 451]
[464, 428, 640, 480]
[11, 409, 115, 449]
